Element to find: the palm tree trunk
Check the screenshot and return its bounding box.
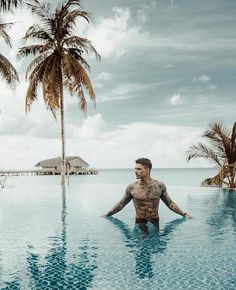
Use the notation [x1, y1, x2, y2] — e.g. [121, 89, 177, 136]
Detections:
[60, 86, 66, 186]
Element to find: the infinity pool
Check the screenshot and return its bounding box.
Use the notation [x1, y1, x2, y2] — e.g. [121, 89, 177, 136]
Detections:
[0, 173, 236, 289]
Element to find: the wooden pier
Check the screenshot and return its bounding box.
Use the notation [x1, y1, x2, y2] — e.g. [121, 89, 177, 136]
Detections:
[0, 168, 98, 176]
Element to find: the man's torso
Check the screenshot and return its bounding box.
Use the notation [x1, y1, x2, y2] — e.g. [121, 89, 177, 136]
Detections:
[128, 179, 165, 220]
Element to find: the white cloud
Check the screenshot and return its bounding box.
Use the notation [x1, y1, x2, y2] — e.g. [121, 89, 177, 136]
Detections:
[80, 6, 236, 59]
[76, 113, 104, 138]
[0, 113, 209, 169]
[136, 2, 157, 23]
[94, 83, 103, 89]
[97, 82, 156, 102]
[209, 84, 218, 90]
[111, 83, 147, 95]
[96, 72, 113, 81]
[169, 94, 181, 106]
[194, 74, 210, 83]
[80, 7, 147, 57]
[68, 119, 208, 169]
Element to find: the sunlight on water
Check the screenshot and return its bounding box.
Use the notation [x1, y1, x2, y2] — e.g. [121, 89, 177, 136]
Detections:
[0, 169, 235, 289]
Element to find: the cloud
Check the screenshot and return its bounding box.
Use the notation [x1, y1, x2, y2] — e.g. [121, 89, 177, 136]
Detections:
[95, 72, 113, 81]
[0, 112, 215, 169]
[194, 74, 210, 83]
[136, 1, 157, 23]
[76, 113, 104, 138]
[97, 82, 154, 102]
[79, 5, 236, 62]
[68, 117, 208, 169]
[192, 74, 218, 92]
[168, 94, 181, 106]
[209, 84, 217, 90]
[81, 7, 147, 57]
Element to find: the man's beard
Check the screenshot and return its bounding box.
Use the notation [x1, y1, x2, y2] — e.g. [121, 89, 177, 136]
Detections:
[136, 174, 140, 179]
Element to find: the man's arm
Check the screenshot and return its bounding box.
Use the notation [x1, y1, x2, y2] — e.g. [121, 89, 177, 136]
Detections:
[104, 185, 133, 217]
[160, 184, 192, 219]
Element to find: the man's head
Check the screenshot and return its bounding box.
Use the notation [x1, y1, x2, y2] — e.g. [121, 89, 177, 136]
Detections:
[135, 158, 152, 179]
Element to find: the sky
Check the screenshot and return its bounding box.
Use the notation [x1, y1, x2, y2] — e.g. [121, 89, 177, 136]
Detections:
[0, 0, 236, 169]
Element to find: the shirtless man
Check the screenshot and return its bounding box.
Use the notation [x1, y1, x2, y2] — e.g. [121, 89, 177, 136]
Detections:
[104, 158, 192, 231]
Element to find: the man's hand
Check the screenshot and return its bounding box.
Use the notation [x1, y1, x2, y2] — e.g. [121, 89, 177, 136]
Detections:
[101, 214, 108, 218]
[184, 213, 193, 219]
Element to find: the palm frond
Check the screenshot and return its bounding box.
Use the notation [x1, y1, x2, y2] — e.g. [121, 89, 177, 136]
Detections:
[25, 56, 60, 117]
[78, 89, 87, 112]
[25, 78, 39, 112]
[26, 53, 50, 78]
[186, 142, 223, 167]
[205, 122, 231, 153]
[23, 25, 54, 43]
[25, 56, 52, 111]
[62, 53, 96, 109]
[27, 0, 52, 21]
[27, 55, 50, 82]
[203, 129, 226, 155]
[42, 79, 60, 118]
[0, 24, 12, 46]
[187, 121, 236, 188]
[67, 48, 90, 71]
[0, 0, 21, 11]
[42, 55, 61, 116]
[201, 168, 228, 187]
[62, 9, 90, 31]
[18, 44, 53, 59]
[63, 36, 101, 60]
[0, 53, 19, 87]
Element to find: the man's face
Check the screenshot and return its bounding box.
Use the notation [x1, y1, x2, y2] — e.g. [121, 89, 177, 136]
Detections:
[135, 163, 150, 179]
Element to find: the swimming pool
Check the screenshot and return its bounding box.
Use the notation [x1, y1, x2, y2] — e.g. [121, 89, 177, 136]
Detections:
[0, 171, 236, 289]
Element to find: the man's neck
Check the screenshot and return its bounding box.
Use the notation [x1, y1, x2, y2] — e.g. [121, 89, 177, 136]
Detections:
[140, 176, 152, 185]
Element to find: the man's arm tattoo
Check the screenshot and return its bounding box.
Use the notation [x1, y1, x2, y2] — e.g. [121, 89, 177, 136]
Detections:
[161, 185, 185, 216]
[106, 187, 132, 217]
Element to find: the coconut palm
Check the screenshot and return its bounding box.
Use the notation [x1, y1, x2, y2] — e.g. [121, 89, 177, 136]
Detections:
[18, 0, 100, 185]
[0, 21, 19, 87]
[0, 0, 21, 11]
[187, 122, 236, 188]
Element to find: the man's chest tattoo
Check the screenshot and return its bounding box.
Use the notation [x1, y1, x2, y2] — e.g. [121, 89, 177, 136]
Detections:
[131, 183, 162, 201]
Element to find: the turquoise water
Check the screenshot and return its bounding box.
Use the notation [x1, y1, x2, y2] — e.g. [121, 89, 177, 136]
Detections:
[0, 168, 236, 289]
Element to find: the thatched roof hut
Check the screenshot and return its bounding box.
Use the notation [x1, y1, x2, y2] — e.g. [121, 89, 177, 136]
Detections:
[35, 156, 89, 172]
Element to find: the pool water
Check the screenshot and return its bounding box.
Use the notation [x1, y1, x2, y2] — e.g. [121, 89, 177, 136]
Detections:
[0, 170, 236, 289]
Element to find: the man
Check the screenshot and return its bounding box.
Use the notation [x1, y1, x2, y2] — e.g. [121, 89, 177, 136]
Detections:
[104, 158, 192, 231]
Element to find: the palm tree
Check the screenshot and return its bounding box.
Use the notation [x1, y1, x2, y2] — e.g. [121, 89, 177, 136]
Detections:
[0, 0, 21, 11]
[18, 0, 100, 185]
[187, 122, 236, 188]
[0, 21, 19, 87]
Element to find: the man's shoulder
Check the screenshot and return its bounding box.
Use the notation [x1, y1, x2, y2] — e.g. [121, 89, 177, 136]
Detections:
[151, 179, 166, 189]
[127, 181, 139, 188]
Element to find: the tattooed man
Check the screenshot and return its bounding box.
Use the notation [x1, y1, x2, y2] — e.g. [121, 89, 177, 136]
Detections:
[103, 158, 192, 231]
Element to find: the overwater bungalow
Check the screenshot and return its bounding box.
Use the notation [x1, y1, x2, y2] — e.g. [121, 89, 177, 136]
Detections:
[35, 156, 98, 175]
[0, 156, 98, 176]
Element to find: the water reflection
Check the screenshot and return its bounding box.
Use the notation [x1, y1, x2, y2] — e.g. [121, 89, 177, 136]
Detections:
[1, 187, 97, 290]
[1, 279, 21, 290]
[207, 189, 236, 236]
[108, 217, 185, 279]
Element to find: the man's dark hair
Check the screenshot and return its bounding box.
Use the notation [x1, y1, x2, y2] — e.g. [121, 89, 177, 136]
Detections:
[135, 158, 152, 171]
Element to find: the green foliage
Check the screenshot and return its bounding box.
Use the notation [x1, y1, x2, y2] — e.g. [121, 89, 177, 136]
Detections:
[187, 122, 236, 188]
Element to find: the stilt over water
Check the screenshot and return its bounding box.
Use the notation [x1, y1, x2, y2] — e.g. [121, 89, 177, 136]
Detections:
[0, 168, 98, 176]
